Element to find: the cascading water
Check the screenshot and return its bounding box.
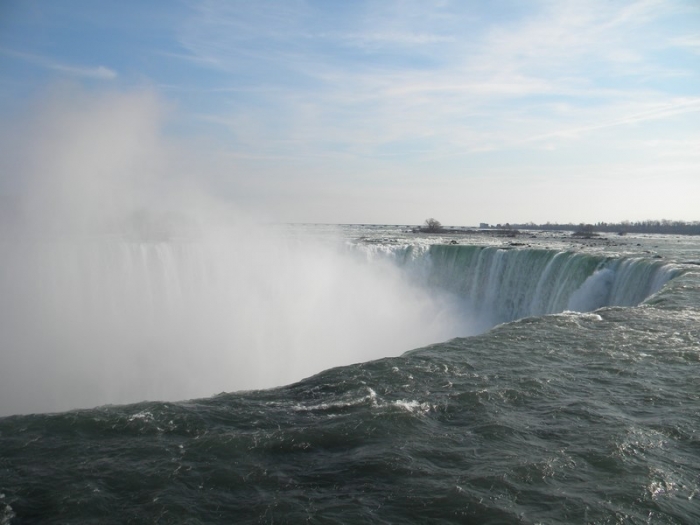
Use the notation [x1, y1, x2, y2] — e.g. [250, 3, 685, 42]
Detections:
[0, 231, 682, 417]
[355, 243, 681, 331]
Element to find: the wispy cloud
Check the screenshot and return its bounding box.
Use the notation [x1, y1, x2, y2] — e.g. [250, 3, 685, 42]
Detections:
[524, 98, 700, 143]
[326, 30, 456, 48]
[154, 50, 222, 69]
[670, 36, 700, 54]
[173, 0, 699, 163]
[1, 0, 698, 223]
[49, 64, 117, 80]
[0, 48, 117, 80]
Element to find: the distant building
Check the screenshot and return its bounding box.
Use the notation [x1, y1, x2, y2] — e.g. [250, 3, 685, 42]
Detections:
[479, 223, 490, 229]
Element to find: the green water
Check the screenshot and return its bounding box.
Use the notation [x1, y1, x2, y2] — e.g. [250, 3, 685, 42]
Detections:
[1, 228, 699, 523]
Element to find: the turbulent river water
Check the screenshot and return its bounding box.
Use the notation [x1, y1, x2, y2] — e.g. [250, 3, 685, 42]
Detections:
[1, 226, 699, 524]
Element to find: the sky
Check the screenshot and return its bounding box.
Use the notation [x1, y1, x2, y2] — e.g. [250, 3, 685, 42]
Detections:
[1, 0, 699, 226]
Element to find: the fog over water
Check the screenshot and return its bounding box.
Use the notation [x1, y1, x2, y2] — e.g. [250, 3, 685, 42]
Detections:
[0, 89, 469, 416]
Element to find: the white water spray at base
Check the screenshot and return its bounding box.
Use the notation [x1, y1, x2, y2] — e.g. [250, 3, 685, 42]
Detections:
[0, 231, 470, 416]
[0, 87, 470, 416]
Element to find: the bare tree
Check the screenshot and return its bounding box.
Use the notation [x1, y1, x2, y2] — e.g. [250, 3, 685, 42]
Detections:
[423, 218, 443, 233]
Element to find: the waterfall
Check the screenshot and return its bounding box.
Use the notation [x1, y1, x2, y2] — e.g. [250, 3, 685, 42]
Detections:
[415, 245, 678, 325]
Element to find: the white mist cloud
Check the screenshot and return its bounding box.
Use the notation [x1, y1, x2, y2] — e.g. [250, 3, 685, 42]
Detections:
[0, 86, 470, 416]
[11, 87, 164, 235]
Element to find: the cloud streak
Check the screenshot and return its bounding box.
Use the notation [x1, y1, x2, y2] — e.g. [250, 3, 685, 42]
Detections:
[173, 0, 699, 163]
[0, 48, 117, 80]
[1, 0, 698, 224]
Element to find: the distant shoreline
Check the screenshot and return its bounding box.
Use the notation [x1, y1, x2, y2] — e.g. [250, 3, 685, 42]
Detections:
[409, 221, 700, 236]
[479, 221, 700, 236]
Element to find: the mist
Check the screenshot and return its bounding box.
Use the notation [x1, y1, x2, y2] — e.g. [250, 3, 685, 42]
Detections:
[0, 87, 468, 416]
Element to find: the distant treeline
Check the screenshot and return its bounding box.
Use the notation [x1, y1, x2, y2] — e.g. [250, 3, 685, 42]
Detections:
[484, 220, 700, 236]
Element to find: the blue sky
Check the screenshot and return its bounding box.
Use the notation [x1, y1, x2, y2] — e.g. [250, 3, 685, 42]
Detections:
[1, 0, 699, 225]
